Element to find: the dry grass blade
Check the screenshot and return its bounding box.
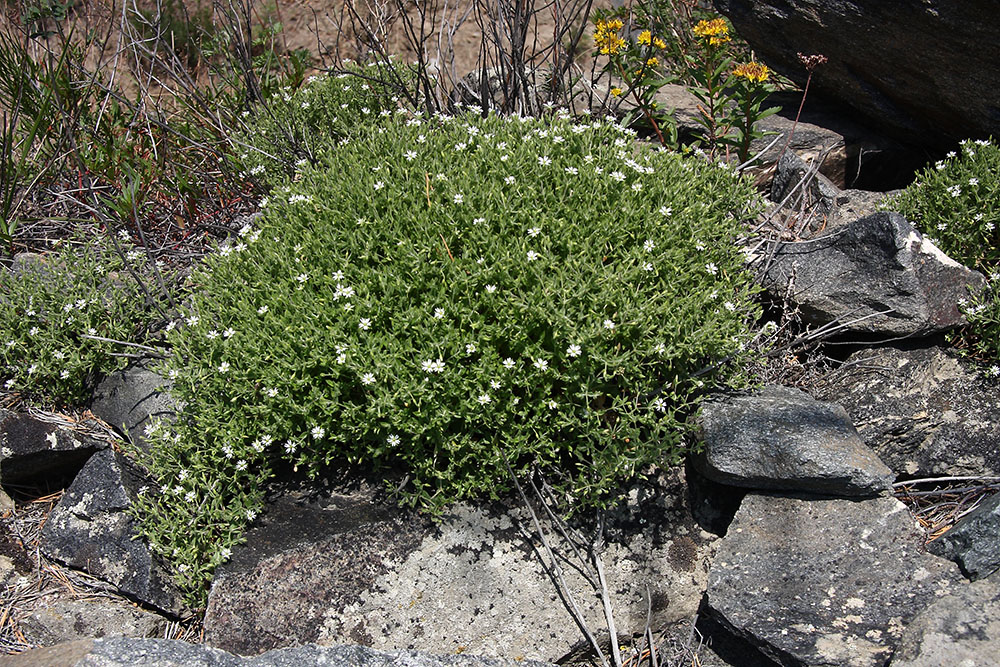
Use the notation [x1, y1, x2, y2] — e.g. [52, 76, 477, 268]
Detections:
[894, 476, 1000, 542]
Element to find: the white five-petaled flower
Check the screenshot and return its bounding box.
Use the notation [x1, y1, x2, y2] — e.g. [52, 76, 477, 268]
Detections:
[659, 206, 672, 216]
[610, 171, 625, 182]
[527, 250, 540, 261]
[311, 426, 325, 440]
[642, 262, 654, 272]
[565, 167, 578, 175]
[224, 328, 236, 338]
[296, 273, 310, 284]
[466, 343, 477, 354]
[632, 182, 643, 192]
[477, 394, 491, 405]
[387, 434, 401, 447]
[724, 301, 737, 312]
[705, 262, 718, 275]
[453, 193, 464, 204]
[246, 509, 258, 521]
[643, 240, 655, 252]
[266, 387, 278, 398]
[373, 181, 385, 191]
[969, 177, 980, 186]
[528, 227, 541, 237]
[236, 459, 247, 471]
[547, 399, 558, 410]
[504, 176, 515, 185]
[404, 150, 417, 161]
[422, 358, 445, 373]
[258, 305, 269, 315]
[218, 361, 231, 373]
[186, 315, 199, 326]
[566, 344, 582, 358]
[361, 373, 376, 385]
[207, 330, 220, 340]
[538, 156, 552, 166]
[485, 284, 497, 294]
[651, 397, 667, 413]
[603, 319, 615, 330]
[359, 318, 372, 331]
[503, 358, 516, 370]
[490, 380, 501, 390]
[533, 358, 549, 371]
[284, 440, 297, 454]
[654, 343, 667, 355]
[434, 308, 445, 319]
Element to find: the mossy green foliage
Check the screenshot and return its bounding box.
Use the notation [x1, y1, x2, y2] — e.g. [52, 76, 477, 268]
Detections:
[0, 239, 159, 403]
[134, 106, 763, 603]
[885, 138, 1000, 368]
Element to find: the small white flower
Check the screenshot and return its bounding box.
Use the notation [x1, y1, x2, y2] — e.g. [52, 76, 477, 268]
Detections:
[186, 315, 199, 326]
[705, 262, 718, 275]
[207, 330, 220, 340]
[168, 369, 179, 380]
[373, 181, 385, 191]
[185, 490, 197, 503]
[359, 318, 372, 331]
[642, 262, 654, 272]
[547, 399, 558, 410]
[422, 359, 445, 373]
[266, 387, 279, 398]
[504, 175, 516, 185]
[224, 328, 236, 338]
[490, 380, 501, 390]
[643, 240, 655, 252]
[527, 250, 540, 261]
[453, 193, 464, 204]
[565, 167, 578, 175]
[533, 358, 549, 371]
[538, 156, 552, 166]
[361, 372, 375, 385]
[4, 379, 14, 389]
[296, 273, 310, 284]
[632, 182, 643, 192]
[59, 370, 70, 379]
[404, 150, 417, 161]
[503, 358, 516, 370]
[284, 440, 297, 454]
[387, 434, 401, 447]
[566, 344, 582, 358]
[528, 227, 541, 237]
[659, 206, 672, 216]
[236, 459, 247, 471]
[343, 302, 354, 312]
[28, 327, 39, 336]
[937, 222, 948, 231]
[246, 509, 258, 521]
[724, 301, 737, 312]
[434, 308, 445, 319]
[477, 394, 491, 405]
[466, 343, 477, 354]
[258, 305, 269, 315]
[603, 319, 615, 330]
[311, 426, 326, 440]
[969, 177, 979, 186]
[485, 284, 497, 294]
[989, 365, 1000, 377]
[610, 171, 625, 182]
[473, 217, 486, 225]
[218, 361, 231, 373]
[935, 161, 946, 171]
[222, 444, 234, 459]
[696, 241, 706, 251]
[651, 397, 667, 413]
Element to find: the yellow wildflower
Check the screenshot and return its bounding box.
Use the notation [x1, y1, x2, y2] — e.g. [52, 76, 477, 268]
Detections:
[653, 37, 667, 49]
[594, 18, 626, 55]
[646, 57, 659, 68]
[610, 87, 623, 97]
[733, 61, 770, 83]
[693, 18, 731, 46]
[638, 30, 652, 46]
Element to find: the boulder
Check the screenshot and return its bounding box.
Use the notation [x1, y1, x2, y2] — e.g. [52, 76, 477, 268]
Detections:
[0, 638, 554, 667]
[814, 345, 1000, 478]
[204, 471, 716, 662]
[713, 0, 1000, 149]
[693, 385, 893, 497]
[19, 599, 168, 647]
[890, 570, 1000, 667]
[90, 362, 177, 453]
[0, 411, 106, 489]
[760, 212, 985, 337]
[706, 494, 961, 667]
[40, 449, 185, 616]
[927, 492, 1000, 581]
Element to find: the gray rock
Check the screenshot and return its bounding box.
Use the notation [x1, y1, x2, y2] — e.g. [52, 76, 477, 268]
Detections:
[204, 471, 716, 662]
[890, 570, 1000, 667]
[693, 386, 893, 497]
[90, 363, 177, 453]
[927, 492, 1000, 581]
[706, 494, 961, 667]
[814, 345, 1000, 478]
[19, 599, 168, 647]
[40, 449, 184, 616]
[0, 638, 554, 666]
[760, 212, 985, 337]
[713, 0, 1000, 149]
[0, 412, 106, 487]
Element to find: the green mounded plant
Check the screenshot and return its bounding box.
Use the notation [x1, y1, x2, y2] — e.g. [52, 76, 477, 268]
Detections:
[231, 63, 410, 186]
[132, 109, 765, 604]
[884, 138, 1000, 370]
[0, 236, 163, 404]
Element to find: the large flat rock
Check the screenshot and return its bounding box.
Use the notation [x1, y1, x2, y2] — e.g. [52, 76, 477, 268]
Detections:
[706, 494, 961, 666]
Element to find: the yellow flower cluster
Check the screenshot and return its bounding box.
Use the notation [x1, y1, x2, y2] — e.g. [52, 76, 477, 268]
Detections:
[693, 18, 731, 46]
[638, 30, 668, 50]
[594, 18, 626, 55]
[733, 61, 770, 83]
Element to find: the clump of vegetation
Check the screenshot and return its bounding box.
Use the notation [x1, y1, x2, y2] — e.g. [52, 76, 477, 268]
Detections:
[885, 138, 1000, 370]
[132, 108, 764, 603]
[0, 236, 164, 404]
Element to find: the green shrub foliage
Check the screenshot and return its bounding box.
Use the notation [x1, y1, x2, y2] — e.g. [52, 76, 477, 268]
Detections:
[135, 109, 763, 602]
[886, 138, 1000, 369]
[0, 237, 159, 404]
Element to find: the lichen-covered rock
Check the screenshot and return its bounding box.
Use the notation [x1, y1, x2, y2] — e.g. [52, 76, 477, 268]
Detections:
[760, 212, 985, 337]
[19, 599, 168, 647]
[693, 386, 893, 497]
[890, 570, 1000, 667]
[1, 638, 555, 667]
[927, 492, 1000, 581]
[706, 494, 961, 667]
[815, 345, 1000, 478]
[40, 449, 184, 616]
[90, 362, 177, 453]
[204, 472, 715, 662]
[0, 411, 105, 487]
